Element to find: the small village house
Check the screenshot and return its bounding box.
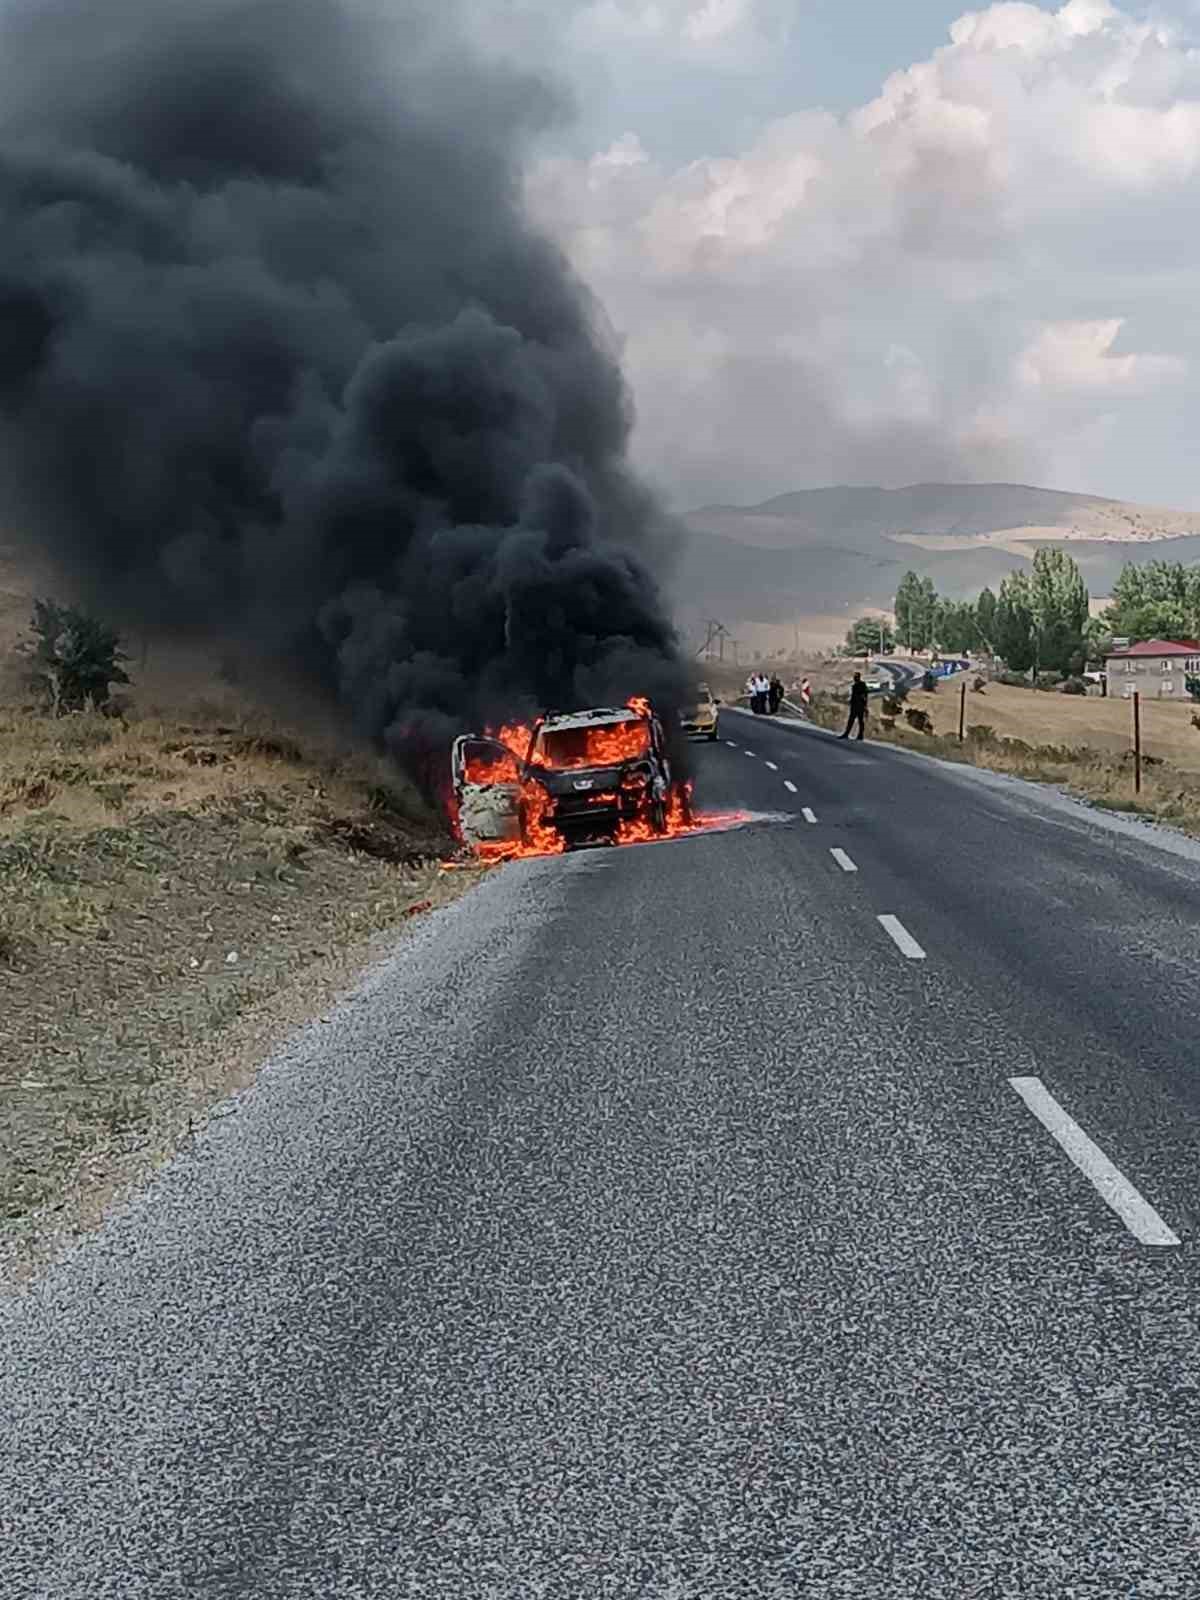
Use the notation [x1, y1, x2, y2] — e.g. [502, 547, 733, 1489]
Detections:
[1104, 639, 1200, 699]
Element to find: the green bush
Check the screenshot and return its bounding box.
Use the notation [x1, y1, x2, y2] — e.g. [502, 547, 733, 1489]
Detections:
[966, 724, 997, 745]
[1035, 671, 1064, 691]
[997, 670, 1030, 688]
[20, 599, 131, 716]
[1060, 676, 1088, 695]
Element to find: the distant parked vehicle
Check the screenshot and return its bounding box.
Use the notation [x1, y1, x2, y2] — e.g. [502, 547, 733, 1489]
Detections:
[681, 683, 720, 741]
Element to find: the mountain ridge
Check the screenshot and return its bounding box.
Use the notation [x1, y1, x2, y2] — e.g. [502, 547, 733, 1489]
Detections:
[669, 480, 1200, 648]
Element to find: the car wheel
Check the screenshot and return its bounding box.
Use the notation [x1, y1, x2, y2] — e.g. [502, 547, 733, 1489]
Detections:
[708, 725, 718, 740]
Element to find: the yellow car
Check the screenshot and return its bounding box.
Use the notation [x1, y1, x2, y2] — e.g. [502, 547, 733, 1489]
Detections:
[681, 684, 720, 741]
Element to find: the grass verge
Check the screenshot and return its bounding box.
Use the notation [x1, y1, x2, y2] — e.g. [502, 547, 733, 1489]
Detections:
[0, 698, 479, 1288]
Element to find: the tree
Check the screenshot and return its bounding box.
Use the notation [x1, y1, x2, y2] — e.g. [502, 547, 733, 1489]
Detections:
[21, 599, 130, 715]
[1113, 599, 1192, 642]
[1029, 548, 1088, 673]
[894, 571, 938, 651]
[995, 571, 1036, 673]
[1101, 560, 1200, 642]
[1084, 615, 1114, 666]
[975, 588, 998, 654]
[843, 614, 895, 656]
[933, 599, 979, 654]
[894, 572, 922, 650]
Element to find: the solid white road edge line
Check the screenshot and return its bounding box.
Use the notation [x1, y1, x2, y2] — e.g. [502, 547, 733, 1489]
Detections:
[765, 760, 778, 770]
[801, 806, 817, 823]
[830, 848, 857, 873]
[1008, 1076, 1181, 1247]
[784, 781, 798, 794]
[877, 914, 926, 959]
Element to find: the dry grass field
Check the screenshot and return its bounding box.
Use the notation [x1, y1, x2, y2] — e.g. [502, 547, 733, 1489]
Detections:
[0, 544, 480, 1286]
[915, 680, 1200, 773]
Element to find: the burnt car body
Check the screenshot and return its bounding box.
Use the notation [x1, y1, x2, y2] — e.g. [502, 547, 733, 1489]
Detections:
[453, 705, 677, 850]
[450, 735, 522, 845]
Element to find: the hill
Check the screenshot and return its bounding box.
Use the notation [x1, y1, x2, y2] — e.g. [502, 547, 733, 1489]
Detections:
[670, 482, 1200, 651]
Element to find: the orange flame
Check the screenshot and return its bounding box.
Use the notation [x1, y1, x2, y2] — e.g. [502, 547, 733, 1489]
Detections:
[528, 718, 649, 771]
[461, 745, 520, 785]
[517, 778, 566, 855]
[450, 700, 750, 867]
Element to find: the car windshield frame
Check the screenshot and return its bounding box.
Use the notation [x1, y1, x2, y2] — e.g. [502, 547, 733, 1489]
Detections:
[532, 718, 650, 771]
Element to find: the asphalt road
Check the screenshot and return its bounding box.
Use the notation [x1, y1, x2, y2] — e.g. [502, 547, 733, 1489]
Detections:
[3, 709, 1200, 1597]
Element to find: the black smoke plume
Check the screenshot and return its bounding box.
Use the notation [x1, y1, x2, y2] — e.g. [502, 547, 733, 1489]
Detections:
[0, 0, 690, 786]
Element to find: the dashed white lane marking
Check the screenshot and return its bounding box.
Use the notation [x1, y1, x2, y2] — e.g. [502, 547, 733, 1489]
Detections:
[801, 806, 817, 824]
[744, 750, 757, 758]
[877, 914, 925, 960]
[764, 760, 778, 771]
[1008, 1076, 1181, 1247]
[784, 780, 798, 794]
[725, 740, 738, 748]
[830, 848, 857, 873]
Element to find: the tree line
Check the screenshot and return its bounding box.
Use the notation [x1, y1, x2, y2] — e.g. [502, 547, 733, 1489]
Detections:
[843, 552, 1200, 673]
[843, 551, 1090, 674]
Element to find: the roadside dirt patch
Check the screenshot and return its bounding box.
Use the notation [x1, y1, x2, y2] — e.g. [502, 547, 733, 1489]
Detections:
[0, 701, 478, 1290]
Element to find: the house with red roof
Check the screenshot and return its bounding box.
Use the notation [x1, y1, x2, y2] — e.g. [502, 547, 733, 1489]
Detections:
[1104, 639, 1200, 699]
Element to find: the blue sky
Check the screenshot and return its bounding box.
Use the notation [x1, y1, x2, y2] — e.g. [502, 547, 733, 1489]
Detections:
[564, 2, 1063, 158]
[559, 1, 1198, 158]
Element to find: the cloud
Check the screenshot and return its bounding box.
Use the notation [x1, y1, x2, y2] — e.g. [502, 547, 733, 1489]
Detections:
[568, 0, 789, 56]
[526, 0, 1200, 506]
[1017, 320, 1187, 392]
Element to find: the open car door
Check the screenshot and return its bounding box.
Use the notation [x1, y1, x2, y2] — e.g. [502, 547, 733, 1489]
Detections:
[451, 735, 523, 846]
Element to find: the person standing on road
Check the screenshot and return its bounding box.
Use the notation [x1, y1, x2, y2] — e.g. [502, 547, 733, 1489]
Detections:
[840, 672, 868, 740]
[745, 672, 758, 712]
[768, 674, 784, 715]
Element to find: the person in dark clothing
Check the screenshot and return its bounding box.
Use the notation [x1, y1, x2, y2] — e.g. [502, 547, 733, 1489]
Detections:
[768, 675, 784, 714]
[840, 672, 868, 740]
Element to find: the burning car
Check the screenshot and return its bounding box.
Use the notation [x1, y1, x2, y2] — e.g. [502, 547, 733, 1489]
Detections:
[452, 701, 685, 853]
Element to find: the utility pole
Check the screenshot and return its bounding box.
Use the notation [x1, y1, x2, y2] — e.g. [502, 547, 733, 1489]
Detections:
[696, 620, 732, 663]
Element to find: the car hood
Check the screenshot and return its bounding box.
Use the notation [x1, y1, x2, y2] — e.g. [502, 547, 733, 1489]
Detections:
[527, 764, 626, 796]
